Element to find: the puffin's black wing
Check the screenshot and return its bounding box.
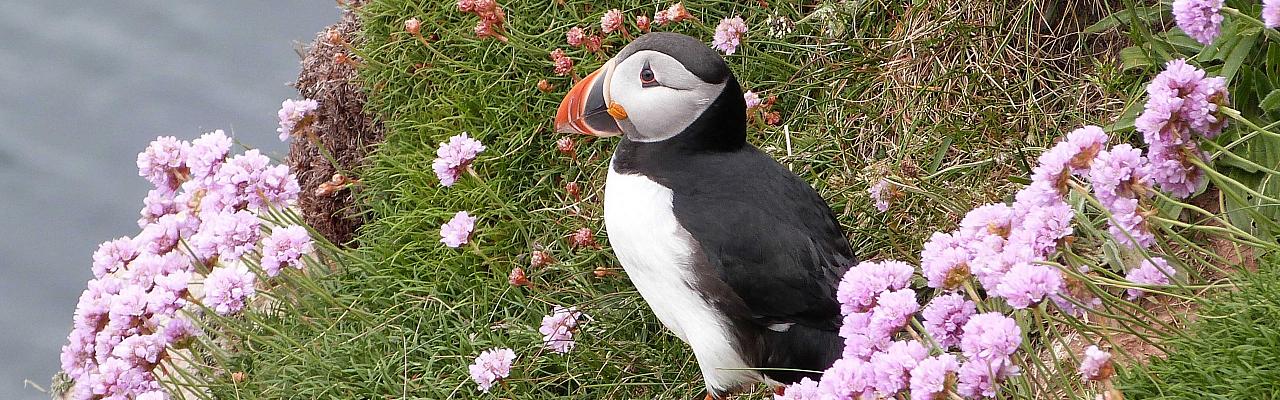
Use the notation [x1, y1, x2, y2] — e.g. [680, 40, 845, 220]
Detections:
[668, 146, 855, 331]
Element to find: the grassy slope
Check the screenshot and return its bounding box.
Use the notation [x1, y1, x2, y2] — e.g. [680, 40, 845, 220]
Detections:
[203, 1, 1132, 398]
[1118, 256, 1280, 399]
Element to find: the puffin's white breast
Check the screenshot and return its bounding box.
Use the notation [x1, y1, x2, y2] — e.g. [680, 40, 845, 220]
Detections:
[603, 165, 759, 392]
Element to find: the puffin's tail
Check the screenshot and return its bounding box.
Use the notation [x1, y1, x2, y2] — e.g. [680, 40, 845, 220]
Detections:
[757, 324, 843, 385]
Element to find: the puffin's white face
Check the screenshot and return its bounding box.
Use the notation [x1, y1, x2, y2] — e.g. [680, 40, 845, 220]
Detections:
[605, 50, 726, 142]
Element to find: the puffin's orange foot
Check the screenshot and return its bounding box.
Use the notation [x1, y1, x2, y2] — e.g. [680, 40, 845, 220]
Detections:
[703, 393, 715, 400]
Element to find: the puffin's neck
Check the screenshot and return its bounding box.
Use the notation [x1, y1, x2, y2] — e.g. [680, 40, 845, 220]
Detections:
[612, 76, 747, 175]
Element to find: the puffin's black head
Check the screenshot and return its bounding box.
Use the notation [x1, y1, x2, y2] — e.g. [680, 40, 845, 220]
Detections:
[555, 32, 746, 147]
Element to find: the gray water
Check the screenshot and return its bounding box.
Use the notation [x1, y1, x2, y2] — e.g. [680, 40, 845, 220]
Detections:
[0, 1, 339, 397]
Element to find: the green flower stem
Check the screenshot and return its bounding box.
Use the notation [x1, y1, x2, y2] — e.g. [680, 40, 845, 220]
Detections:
[1221, 6, 1280, 43]
[961, 279, 989, 313]
[1187, 156, 1280, 204]
[1221, 106, 1280, 139]
[1201, 140, 1280, 175]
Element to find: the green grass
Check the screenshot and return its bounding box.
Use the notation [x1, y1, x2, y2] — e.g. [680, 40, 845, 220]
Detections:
[1118, 255, 1280, 399]
[189, 0, 1146, 398]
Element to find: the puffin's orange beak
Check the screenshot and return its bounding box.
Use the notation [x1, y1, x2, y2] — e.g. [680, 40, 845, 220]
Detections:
[555, 62, 624, 137]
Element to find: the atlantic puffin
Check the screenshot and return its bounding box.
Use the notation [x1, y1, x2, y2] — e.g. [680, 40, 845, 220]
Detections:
[554, 32, 854, 398]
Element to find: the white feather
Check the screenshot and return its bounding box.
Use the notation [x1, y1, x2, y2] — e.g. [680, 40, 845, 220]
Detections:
[604, 165, 760, 392]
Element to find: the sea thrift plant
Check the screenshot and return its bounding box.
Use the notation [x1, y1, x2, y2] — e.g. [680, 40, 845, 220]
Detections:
[1079, 345, 1114, 381]
[868, 178, 893, 212]
[550, 48, 574, 77]
[469, 348, 515, 392]
[565, 26, 585, 47]
[600, 9, 624, 35]
[1172, 0, 1224, 45]
[459, 0, 507, 41]
[431, 133, 486, 187]
[712, 16, 748, 55]
[539, 305, 585, 354]
[260, 225, 315, 276]
[276, 98, 319, 141]
[440, 211, 477, 248]
[61, 129, 310, 398]
[1125, 257, 1177, 299]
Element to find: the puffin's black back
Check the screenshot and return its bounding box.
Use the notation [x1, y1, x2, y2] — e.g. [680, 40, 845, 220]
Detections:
[612, 36, 854, 384]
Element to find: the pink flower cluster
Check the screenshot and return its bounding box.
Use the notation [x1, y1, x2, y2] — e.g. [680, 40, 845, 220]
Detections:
[653, 3, 694, 26]
[63, 130, 312, 398]
[550, 48, 574, 77]
[440, 211, 477, 248]
[464, 303, 588, 392]
[457, 0, 507, 41]
[468, 347, 515, 392]
[712, 16, 747, 55]
[432, 132, 486, 187]
[276, 98, 319, 141]
[431, 133, 487, 250]
[1136, 59, 1225, 198]
[783, 260, 1022, 399]
[539, 305, 586, 354]
[1172, 0, 1224, 45]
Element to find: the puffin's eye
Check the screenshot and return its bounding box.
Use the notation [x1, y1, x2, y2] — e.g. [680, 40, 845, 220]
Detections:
[640, 62, 658, 87]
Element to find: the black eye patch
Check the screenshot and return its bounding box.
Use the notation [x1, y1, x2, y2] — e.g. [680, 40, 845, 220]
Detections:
[640, 61, 658, 88]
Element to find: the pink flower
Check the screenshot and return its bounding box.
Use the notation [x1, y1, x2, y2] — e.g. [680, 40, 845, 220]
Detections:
[60, 326, 96, 379]
[137, 136, 190, 191]
[712, 16, 747, 55]
[921, 231, 971, 290]
[867, 289, 919, 339]
[432, 133, 486, 187]
[868, 178, 892, 212]
[261, 225, 314, 276]
[1147, 141, 1206, 198]
[138, 188, 178, 227]
[1266, 0, 1280, 28]
[1088, 144, 1151, 211]
[1125, 257, 1176, 299]
[816, 358, 873, 398]
[601, 9, 624, 34]
[539, 305, 585, 354]
[921, 293, 976, 349]
[1079, 345, 1114, 381]
[469, 348, 515, 392]
[550, 48, 574, 76]
[186, 130, 233, 183]
[994, 263, 1063, 309]
[909, 354, 960, 400]
[276, 98, 319, 141]
[653, 10, 672, 26]
[867, 340, 928, 395]
[1172, 0, 1224, 45]
[956, 356, 1019, 398]
[836, 260, 914, 314]
[202, 263, 256, 315]
[190, 210, 261, 260]
[960, 312, 1021, 361]
[92, 237, 138, 279]
[457, 0, 475, 12]
[566, 26, 585, 46]
[440, 211, 477, 248]
[635, 15, 651, 32]
[744, 90, 762, 110]
[958, 203, 1013, 238]
[404, 18, 422, 35]
[1137, 59, 1230, 146]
